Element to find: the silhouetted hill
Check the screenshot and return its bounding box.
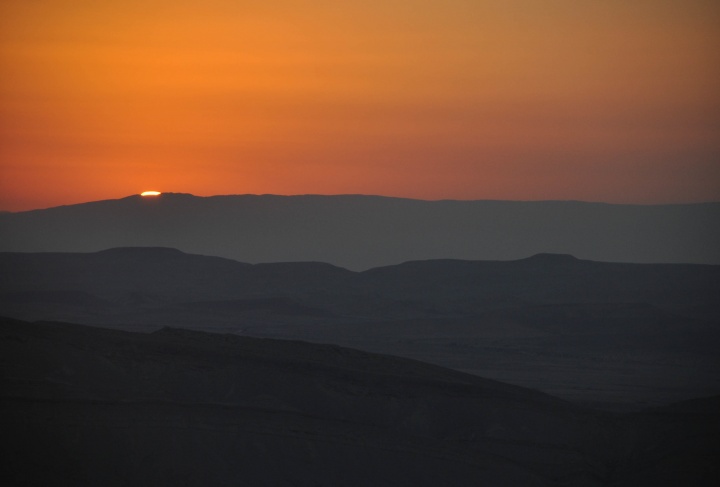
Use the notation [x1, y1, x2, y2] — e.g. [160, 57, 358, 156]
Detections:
[1, 248, 718, 409]
[2, 247, 718, 318]
[2, 317, 718, 486]
[1, 193, 718, 269]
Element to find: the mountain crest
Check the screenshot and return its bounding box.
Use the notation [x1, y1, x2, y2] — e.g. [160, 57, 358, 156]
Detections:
[521, 253, 580, 264]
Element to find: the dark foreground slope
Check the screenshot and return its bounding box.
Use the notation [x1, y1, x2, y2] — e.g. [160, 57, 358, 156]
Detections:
[1, 193, 718, 269]
[1, 248, 719, 409]
[1, 318, 595, 486]
[3, 318, 718, 486]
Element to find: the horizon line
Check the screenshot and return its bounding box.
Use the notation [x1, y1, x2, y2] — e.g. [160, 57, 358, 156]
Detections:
[3, 192, 720, 213]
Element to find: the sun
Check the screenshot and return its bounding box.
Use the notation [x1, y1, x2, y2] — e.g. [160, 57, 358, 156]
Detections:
[141, 191, 162, 196]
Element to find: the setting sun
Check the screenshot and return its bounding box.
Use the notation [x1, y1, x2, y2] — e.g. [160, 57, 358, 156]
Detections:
[141, 191, 161, 197]
[0, 0, 718, 212]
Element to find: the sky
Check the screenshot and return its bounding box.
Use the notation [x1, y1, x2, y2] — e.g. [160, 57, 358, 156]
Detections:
[1, 0, 719, 211]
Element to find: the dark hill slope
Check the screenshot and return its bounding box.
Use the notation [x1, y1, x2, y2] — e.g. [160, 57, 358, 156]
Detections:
[3, 318, 718, 486]
[1, 193, 718, 270]
[1, 318, 602, 486]
[357, 253, 720, 313]
[0, 247, 353, 302]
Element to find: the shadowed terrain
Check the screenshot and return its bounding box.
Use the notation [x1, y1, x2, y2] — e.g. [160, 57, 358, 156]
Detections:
[1, 194, 718, 270]
[2, 317, 718, 486]
[1, 248, 718, 410]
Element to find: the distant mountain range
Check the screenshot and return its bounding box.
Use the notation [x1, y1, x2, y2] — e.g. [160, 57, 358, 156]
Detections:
[1, 193, 718, 270]
[2, 248, 718, 409]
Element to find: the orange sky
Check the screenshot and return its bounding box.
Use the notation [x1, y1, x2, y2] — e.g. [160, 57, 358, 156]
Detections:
[1, 0, 719, 211]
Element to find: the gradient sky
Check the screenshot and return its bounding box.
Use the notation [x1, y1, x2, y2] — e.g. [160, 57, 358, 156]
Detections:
[1, 0, 719, 211]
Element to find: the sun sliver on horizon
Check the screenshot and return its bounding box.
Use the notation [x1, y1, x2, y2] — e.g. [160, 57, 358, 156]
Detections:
[140, 191, 162, 197]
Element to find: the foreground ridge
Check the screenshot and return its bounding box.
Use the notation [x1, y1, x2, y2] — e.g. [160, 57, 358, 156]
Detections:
[3, 317, 719, 486]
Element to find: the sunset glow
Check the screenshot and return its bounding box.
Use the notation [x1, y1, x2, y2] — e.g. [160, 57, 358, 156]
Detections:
[1, 0, 719, 211]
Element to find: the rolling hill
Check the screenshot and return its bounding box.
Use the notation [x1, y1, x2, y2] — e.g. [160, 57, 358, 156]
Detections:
[2, 248, 718, 410]
[3, 317, 718, 486]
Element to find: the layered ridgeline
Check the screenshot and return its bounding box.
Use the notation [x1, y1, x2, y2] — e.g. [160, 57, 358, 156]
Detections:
[1, 248, 719, 410]
[1, 193, 718, 270]
[2, 317, 718, 486]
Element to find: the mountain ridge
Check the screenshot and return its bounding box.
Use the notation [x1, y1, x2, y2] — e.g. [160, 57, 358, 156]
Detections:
[7, 192, 720, 215]
[1, 193, 718, 270]
[2, 247, 718, 408]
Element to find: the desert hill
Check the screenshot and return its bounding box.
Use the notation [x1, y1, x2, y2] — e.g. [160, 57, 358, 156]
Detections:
[1, 248, 718, 409]
[3, 317, 718, 486]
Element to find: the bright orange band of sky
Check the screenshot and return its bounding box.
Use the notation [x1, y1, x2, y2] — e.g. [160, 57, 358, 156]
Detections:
[1, 0, 719, 211]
